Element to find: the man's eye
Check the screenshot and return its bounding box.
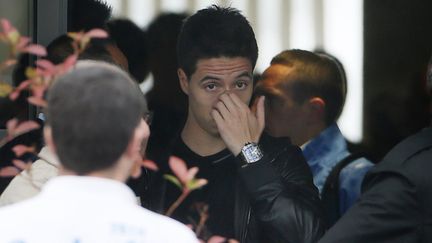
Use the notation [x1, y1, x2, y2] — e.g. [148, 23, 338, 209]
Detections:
[235, 81, 248, 90]
[205, 83, 217, 91]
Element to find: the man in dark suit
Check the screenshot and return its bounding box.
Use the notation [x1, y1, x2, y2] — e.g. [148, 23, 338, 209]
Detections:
[319, 56, 432, 243]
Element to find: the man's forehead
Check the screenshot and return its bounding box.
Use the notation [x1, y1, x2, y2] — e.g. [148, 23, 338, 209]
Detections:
[256, 64, 295, 95]
[194, 57, 253, 74]
[260, 65, 293, 86]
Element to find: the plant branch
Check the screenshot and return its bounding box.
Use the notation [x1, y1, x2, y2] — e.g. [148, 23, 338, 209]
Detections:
[195, 204, 209, 237]
[165, 189, 190, 217]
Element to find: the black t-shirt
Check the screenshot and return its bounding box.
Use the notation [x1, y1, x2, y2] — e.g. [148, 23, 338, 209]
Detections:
[162, 138, 237, 239]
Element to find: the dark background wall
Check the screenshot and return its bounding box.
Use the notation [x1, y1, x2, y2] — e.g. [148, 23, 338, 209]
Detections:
[362, 0, 432, 161]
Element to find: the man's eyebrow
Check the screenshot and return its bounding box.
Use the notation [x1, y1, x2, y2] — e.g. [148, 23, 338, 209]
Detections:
[199, 75, 221, 83]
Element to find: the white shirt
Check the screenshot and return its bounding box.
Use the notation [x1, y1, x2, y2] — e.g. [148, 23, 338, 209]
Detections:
[0, 176, 198, 243]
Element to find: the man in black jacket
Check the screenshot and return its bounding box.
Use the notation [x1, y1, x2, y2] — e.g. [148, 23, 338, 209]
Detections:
[319, 57, 432, 243]
[145, 5, 325, 242]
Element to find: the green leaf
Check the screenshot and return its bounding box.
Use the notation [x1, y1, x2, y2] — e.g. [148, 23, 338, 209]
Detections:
[7, 30, 19, 44]
[163, 174, 182, 189]
[0, 82, 13, 97]
[186, 178, 207, 191]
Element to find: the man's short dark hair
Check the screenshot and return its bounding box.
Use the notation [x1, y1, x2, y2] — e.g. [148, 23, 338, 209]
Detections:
[271, 49, 345, 125]
[107, 19, 150, 83]
[45, 61, 146, 174]
[177, 5, 258, 78]
[47, 35, 118, 66]
[68, 0, 112, 32]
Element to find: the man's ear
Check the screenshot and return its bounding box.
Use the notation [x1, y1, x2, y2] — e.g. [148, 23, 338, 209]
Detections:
[307, 97, 326, 122]
[124, 120, 150, 178]
[178, 68, 189, 95]
[43, 126, 57, 155]
[125, 120, 149, 159]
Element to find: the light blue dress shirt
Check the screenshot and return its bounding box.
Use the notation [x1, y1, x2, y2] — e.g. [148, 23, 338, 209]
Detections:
[302, 123, 374, 214]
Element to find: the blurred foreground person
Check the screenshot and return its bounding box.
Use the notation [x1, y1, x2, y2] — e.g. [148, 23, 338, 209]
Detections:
[0, 61, 198, 243]
[0, 35, 137, 206]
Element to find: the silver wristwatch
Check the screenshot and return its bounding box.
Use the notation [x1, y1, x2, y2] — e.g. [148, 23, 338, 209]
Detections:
[240, 142, 263, 164]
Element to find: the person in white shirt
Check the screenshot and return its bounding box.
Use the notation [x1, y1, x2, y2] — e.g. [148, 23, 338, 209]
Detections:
[0, 61, 198, 243]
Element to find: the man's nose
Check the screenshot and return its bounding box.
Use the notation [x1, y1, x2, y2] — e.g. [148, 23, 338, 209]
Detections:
[223, 88, 232, 94]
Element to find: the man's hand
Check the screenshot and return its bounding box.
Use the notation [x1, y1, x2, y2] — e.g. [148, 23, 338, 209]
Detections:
[211, 93, 265, 155]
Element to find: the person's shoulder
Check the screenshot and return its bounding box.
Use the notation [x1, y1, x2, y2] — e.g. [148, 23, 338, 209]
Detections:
[0, 149, 60, 206]
[338, 157, 374, 190]
[382, 127, 432, 166]
[0, 168, 45, 206]
[341, 157, 374, 176]
[369, 127, 432, 177]
[260, 132, 292, 145]
[259, 132, 299, 154]
[363, 128, 432, 190]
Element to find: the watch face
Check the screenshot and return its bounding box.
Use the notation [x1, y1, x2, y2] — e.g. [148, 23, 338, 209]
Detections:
[242, 143, 263, 163]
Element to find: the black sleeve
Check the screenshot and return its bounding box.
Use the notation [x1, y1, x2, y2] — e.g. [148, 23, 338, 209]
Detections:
[238, 144, 325, 243]
[318, 172, 420, 243]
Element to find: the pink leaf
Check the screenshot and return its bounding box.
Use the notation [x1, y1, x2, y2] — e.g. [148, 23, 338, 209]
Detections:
[13, 120, 40, 136]
[12, 159, 31, 170]
[6, 118, 18, 133]
[141, 159, 159, 171]
[186, 167, 199, 181]
[84, 29, 108, 39]
[28, 96, 47, 107]
[9, 89, 20, 100]
[12, 145, 35, 157]
[36, 59, 55, 71]
[61, 54, 78, 72]
[17, 80, 31, 90]
[169, 156, 189, 184]
[23, 44, 47, 56]
[208, 236, 227, 243]
[0, 18, 12, 33]
[196, 179, 208, 188]
[0, 166, 20, 177]
[16, 36, 30, 49]
[9, 79, 31, 100]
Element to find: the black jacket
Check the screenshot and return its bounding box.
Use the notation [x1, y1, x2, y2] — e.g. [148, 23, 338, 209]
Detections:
[319, 127, 432, 243]
[144, 133, 325, 243]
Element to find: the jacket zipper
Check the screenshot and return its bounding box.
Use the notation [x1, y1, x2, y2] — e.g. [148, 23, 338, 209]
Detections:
[242, 208, 251, 242]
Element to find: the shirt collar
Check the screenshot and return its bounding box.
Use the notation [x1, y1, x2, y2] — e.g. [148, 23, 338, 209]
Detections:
[40, 176, 137, 205]
[302, 123, 349, 170]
